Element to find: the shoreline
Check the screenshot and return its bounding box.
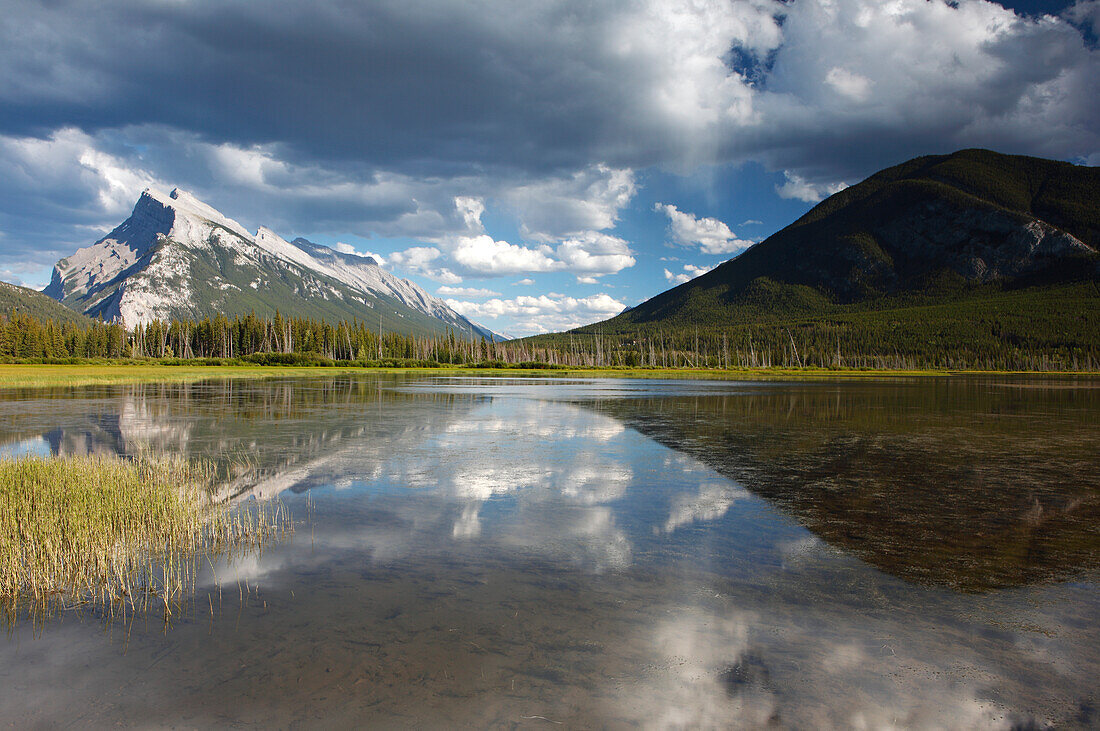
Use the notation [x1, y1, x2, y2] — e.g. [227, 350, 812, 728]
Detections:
[2, 362, 1100, 388]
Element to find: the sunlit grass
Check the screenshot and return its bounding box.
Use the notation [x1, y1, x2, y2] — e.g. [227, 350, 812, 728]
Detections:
[4, 363, 1096, 391]
[0, 363, 958, 390]
[0, 364, 370, 389]
[0, 453, 289, 623]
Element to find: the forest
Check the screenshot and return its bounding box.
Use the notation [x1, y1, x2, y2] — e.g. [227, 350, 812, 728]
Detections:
[3, 285, 1100, 372]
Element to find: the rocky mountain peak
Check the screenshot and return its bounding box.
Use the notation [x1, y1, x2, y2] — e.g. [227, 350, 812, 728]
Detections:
[44, 188, 502, 340]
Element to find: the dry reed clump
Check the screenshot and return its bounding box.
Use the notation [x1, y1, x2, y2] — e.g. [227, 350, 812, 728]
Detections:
[0, 453, 289, 620]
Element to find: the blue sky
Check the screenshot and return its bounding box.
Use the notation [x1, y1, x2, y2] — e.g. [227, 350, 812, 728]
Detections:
[0, 0, 1096, 336]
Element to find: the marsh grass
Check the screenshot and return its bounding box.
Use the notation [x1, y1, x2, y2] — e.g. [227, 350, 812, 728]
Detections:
[0, 453, 290, 626]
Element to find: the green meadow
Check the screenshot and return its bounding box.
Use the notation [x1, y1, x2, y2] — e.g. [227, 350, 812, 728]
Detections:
[0, 362, 963, 389]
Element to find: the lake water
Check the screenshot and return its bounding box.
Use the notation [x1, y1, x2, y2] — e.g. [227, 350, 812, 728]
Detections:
[0, 374, 1097, 728]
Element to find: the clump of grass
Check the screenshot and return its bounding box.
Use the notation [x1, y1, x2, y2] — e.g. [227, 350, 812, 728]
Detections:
[0, 453, 289, 622]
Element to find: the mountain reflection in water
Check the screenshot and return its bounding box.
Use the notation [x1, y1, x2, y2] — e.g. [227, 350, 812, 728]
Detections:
[0, 375, 1096, 728]
[576, 377, 1100, 591]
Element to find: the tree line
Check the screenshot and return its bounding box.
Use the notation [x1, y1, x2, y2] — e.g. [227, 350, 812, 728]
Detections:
[0, 311, 561, 366]
[1, 305, 1098, 371]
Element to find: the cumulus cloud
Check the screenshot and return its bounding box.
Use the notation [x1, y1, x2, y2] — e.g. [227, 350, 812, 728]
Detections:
[775, 172, 848, 203]
[446, 292, 626, 335]
[436, 286, 500, 298]
[749, 0, 1099, 183]
[0, 127, 464, 262]
[0, 0, 1093, 189]
[23, 3, 1100, 167]
[450, 235, 559, 276]
[0, 128, 643, 284]
[411, 197, 636, 280]
[554, 231, 636, 279]
[664, 263, 715, 285]
[387, 246, 461, 283]
[824, 67, 872, 102]
[0, 127, 167, 269]
[454, 196, 486, 232]
[504, 166, 636, 242]
[655, 203, 754, 255]
[0, 0, 1098, 284]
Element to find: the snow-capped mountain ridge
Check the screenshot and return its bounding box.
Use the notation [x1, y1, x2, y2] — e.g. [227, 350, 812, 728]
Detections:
[46, 188, 501, 340]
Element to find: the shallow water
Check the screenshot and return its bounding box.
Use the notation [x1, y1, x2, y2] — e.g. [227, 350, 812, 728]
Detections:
[0, 374, 1097, 728]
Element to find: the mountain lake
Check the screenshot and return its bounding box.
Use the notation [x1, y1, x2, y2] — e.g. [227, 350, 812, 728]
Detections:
[0, 374, 1096, 728]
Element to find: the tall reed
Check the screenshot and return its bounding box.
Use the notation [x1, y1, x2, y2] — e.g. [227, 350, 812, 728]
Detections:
[0, 453, 289, 621]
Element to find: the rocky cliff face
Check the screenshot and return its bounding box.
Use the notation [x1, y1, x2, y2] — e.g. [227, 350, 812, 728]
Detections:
[45, 188, 499, 339]
[879, 202, 1095, 283]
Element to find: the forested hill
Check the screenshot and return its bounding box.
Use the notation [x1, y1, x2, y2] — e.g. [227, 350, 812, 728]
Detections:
[0, 281, 92, 327]
[599, 149, 1099, 329]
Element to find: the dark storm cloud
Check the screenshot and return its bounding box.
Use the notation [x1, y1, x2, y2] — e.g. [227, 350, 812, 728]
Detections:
[0, 0, 637, 176]
[0, 0, 1097, 282]
[2, 0, 1095, 183]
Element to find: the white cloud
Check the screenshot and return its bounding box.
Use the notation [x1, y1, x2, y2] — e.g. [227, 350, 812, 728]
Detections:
[747, 0, 1099, 181]
[387, 246, 462, 283]
[454, 196, 486, 232]
[450, 234, 559, 275]
[739, 219, 763, 226]
[654, 203, 754, 256]
[0, 132, 634, 285]
[436, 285, 500, 297]
[446, 292, 626, 335]
[388, 246, 441, 269]
[554, 231, 636, 278]
[333, 242, 357, 254]
[663, 263, 714, 285]
[0, 127, 162, 219]
[775, 172, 848, 203]
[514, 278, 534, 286]
[409, 197, 636, 280]
[206, 142, 286, 188]
[0, 127, 171, 270]
[2, 0, 1098, 282]
[824, 67, 872, 102]
[505, 165, 636, 242]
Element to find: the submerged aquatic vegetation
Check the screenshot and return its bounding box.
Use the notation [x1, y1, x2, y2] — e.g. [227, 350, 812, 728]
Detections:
[0, 453, 290, 622]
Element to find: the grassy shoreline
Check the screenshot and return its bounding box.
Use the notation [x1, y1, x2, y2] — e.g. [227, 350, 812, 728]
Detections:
[0, 453, 288, 619]
[2, 362, 1100, 389]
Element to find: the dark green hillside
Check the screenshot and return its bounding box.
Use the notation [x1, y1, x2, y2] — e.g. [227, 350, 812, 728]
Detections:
[0, 281, 92, 326]
[515, 150, 1100, 370]
[523, 282, 1100, 371]
[784, 148, 1099, 247]
[608, 148, 1099, 328]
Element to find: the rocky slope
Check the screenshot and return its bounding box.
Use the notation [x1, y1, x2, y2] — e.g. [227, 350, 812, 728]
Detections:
[45, 188, 500, 339]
